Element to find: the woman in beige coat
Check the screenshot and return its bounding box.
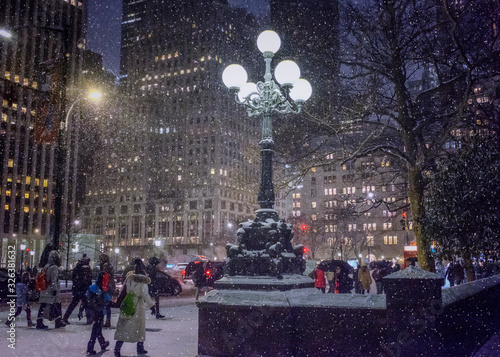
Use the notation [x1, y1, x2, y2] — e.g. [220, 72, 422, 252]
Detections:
[114, 259, 155, 357]
[358, 265, 372, 294]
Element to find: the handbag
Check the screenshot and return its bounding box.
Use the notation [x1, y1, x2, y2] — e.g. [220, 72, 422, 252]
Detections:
[120, 292, 137, 316]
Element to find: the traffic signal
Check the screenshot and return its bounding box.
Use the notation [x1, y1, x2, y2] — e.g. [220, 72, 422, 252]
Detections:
[400, 219, 406, 230]
[302, 224, 307, 230]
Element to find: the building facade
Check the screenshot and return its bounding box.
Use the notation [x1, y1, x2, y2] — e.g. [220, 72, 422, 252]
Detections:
[0, 0, 86, 268]
[81, 0, 264, 263]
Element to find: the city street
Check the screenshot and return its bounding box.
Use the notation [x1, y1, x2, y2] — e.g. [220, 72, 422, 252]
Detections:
[2, 293, 198, 357]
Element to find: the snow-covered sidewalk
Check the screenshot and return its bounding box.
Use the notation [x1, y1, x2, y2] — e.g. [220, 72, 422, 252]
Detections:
[2, 299, 198, 357]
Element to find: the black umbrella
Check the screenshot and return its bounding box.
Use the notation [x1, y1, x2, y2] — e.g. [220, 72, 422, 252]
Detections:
[317, 260, 354, 274]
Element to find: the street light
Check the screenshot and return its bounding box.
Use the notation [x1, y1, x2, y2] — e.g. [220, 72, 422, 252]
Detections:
[52, 90, 102, 250]
[222, 30, 311, 217]
[20, 244, 26, 273]
[114, 247, 120, 269]
[0, 29, 13, 39]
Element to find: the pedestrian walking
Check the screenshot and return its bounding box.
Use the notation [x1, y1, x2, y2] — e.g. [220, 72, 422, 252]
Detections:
[36, 250, 66, 329]
[5, 272, 35, 327]
[193, 262, 209, 300]
[99, 253, 116, 327]
[63, 254, 93, 325]
[314, 268, 326, 293]
[372, 261, 389, 294]
[453, 262, 465, 286]
[333, 266, 352, 294]
[358, 264, 372, 294]
[325, 271, 335, 293]
[114, 259, 155, 357]
[145, 256, 165, 318]
[445, 262, 456, 287]
[85, 272, 111, 355]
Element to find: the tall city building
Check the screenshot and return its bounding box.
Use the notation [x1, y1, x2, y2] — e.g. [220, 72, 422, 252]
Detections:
[0, 0, 86, 267]
[81, 0, 263, 261]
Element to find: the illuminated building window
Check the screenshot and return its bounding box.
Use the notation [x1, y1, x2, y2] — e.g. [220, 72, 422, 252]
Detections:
[26, 177, 30, 184]
[44, 179, 48, 187]
[5, 205, 9, 210]
[8, 159, 13, 167]
[25, 193, 29, 199]
[24, 207, 29, 213]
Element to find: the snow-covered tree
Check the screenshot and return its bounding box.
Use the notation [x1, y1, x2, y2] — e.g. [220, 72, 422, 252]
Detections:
[278, 0, 499, 271]
[423, 134, 500, 280]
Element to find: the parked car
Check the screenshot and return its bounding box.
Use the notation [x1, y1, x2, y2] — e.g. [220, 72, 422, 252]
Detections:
[155, 271, 182, 296]
[115, 270, 181, 296]
[170, 263, 189, 280]
[0, 269, 39, 301]
[0, 268, 11, 300]
[184, 261, 225, 288]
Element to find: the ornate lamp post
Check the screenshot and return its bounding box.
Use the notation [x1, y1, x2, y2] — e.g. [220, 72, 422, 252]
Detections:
[222, 30, 312, 219]
[221, 31, 312, 279]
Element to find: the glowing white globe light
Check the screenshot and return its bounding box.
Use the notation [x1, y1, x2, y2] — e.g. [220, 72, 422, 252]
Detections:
[257, 30, 281, 54]
[274, 60, 301, 86]
[238, 82, 259, 101]
[222, 64, 248, 90]
[290, 79, 312, 102]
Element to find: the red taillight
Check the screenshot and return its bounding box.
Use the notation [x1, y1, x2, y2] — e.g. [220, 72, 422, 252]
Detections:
[182, 270, 185, 277]
[206, 270, 211, 277]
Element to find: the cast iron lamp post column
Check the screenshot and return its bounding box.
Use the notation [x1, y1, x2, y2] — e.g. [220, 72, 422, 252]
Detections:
[222, 30, 312, 218]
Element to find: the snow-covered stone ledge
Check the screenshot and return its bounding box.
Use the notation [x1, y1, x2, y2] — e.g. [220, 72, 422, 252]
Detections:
[442, 274, 500, 307]
[201, 286, 386, 309]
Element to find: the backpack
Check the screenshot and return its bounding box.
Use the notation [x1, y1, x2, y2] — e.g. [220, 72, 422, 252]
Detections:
[35, 270, 49, 291]
[88, 289, 106, 312]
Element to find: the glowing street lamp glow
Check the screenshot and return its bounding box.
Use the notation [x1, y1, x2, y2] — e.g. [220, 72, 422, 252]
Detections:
[257, 30, 281, 54]
[88, 90, 102, 100]
[0, 29, 13, 39]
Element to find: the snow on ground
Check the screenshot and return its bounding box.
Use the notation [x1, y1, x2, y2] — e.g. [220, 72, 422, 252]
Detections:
[2, 297, 198, 357]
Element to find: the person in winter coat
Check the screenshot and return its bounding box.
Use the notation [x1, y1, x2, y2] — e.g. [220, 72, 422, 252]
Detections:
[63, 254, 93, 325]
[445, 262, 455, 286]
[114, 259, 155, 357]
[314, 268, 326, 293]
[37, 250, 66, 329]
[358, 265, 372, 294]
[5, 272, 35, 327]
[372, 261, 390, 294]
[99, 253, 116, 327]
[85, 272, 111, 356]
[145, 256, 165, 318]
[192, 262, 208, 301]
[453, 262, 465, 285]
[333, 266, 353, 294]
[325, 271, 335, 293]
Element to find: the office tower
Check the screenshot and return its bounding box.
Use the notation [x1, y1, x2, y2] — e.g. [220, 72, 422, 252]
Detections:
[82, 0, 262, 261]
[0, 0, 86, 267]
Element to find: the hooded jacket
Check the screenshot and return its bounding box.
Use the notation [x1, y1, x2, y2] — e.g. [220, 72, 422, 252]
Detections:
[39, 251, 61, 304]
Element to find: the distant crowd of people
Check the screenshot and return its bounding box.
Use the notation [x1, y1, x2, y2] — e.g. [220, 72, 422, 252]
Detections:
[5, 245, 167, 356]
[311, 258, 500, 294]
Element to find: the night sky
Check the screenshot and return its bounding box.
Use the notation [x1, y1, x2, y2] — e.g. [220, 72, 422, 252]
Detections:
[86, 0, 270, 76]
